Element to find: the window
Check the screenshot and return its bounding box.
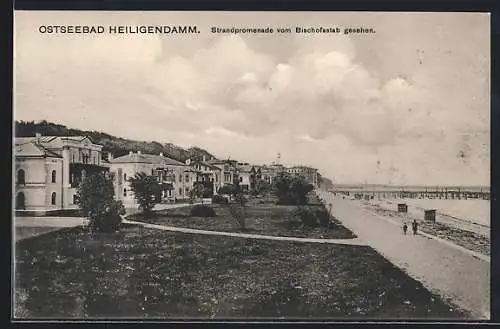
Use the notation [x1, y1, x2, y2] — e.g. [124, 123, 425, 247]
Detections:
[73, 194, 78, 204]
[16, 192, 25, 209]
[51, 192, 56, 205]
[17, 169, 25, 185]
[179, 188, 182, 195]
[240, 177, 243, 182]
[185, 174, 189, 182]
[123, 188, 127, 197]
[179, 175, 183, 183]
[51, 170, 57, 183]
[124, 173, 127, 181]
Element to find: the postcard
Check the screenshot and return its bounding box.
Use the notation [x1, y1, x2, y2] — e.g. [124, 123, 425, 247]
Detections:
[12, 11, 490, 321]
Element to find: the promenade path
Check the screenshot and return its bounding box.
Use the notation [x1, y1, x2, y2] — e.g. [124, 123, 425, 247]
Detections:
[14, 202, 200, 241]
[122, 219, 366, 246]
[318, 190, 490, 319]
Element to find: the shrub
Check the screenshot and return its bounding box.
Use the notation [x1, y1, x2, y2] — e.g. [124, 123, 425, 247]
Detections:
[190, 204, 217, 217]
[212, 194, 229, 204]
[316, 206, 331, 228]
[76, 172, 126, 232]
[295, 205, 331, 228]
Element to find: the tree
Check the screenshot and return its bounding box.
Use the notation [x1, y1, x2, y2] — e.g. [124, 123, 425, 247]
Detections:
[128, 172, 162, 214]
[273, 172, 313, 205]
[253, 178, 272, 196]
[76, 171, 125, 232]
[218, 184, 235, 195]
[189, 182, 206, 204]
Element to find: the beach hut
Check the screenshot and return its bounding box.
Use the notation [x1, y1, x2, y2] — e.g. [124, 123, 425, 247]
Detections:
[424, 209, 436, 222]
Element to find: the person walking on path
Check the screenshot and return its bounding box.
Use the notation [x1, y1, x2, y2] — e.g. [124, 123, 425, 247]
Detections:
[412, 219, 418, 235]
[403, 222, 408, 235]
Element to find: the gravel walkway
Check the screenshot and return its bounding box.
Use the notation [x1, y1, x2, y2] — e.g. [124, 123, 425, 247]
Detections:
[122, 219, 366, 246]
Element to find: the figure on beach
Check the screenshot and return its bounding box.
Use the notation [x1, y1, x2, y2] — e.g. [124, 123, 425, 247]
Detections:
[411, 219, 418, 235]
[402, 222, 408, 235]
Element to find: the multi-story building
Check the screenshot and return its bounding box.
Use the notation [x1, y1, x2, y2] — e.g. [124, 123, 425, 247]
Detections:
[14, 133, 110, 211]
[187, 156, 222, 196]
[207, 159, 239, 192]
[236, 163, 252, 192]
[286, 165, 319, 187]
[109, 151, 196, 206]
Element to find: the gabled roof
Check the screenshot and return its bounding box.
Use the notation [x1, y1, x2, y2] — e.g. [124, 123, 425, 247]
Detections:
[111, 153, 186, 166]
[14, 141, 62, 158]
[15, 135, 98, 148]
[190, 160, 222, 171]
[237, 164, 253, 173]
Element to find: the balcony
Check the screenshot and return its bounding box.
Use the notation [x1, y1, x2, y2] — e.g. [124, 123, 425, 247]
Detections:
[70, 163, 109, 188]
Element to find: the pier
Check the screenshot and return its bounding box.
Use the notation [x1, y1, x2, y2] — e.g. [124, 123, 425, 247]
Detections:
[331, 185, 490, 200]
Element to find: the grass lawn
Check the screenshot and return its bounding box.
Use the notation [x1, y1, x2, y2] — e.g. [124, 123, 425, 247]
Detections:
[14, 224, 468, 319]
[368, 204, 490, 256]
[15, 227, 64, 242]
[129, 196, 357, 240]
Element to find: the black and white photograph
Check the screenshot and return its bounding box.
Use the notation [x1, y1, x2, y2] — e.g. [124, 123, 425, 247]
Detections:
[12, 11, 490, 320]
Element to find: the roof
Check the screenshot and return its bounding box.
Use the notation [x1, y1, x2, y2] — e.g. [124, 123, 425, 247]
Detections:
[111, 153, 186, 166]
[15, 135, 99, 150]
[14, 141, 62, 158]
[192, 161, 221, 171]
[206, 159, 226, 165]
[237, 164, 254, 172]
[288, 165, 317, 171]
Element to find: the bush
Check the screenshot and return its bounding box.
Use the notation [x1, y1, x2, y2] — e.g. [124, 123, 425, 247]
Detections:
[190, 204, 217, 217]
[295, 205, 331, 228]
[76, 172, 126, 232]
[274, 172, 313, 205]
[212, 194, 229, 204]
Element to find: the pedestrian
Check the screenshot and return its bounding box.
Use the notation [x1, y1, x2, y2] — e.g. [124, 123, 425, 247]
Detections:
[402, 222, 408, 235]
[412, 219, 418, 235]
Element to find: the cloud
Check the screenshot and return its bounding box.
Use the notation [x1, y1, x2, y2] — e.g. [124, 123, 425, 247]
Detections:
[14, 12, 490, 185]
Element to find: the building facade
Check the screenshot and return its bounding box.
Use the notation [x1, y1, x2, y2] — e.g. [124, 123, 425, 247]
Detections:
[187, 157, 222, 196]
[207, 159, 239, 192]
[286, 165, 319, 187]
[14, 134, 109, 211]
[109, 151, 197, 206]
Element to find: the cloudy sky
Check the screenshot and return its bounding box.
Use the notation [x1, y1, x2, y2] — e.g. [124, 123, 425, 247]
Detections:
[14, 11, 490, 185]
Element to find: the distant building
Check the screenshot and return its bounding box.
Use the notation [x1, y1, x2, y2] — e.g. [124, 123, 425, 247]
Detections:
[187, 156, 222, 196]
[236, 164, 253, 192]
[259, 164, 285, 185]
[14, 133, 110, 211]
[109, 151, 195, 206]
[286, 165, 319, 187]
[207, 158, 239, 192]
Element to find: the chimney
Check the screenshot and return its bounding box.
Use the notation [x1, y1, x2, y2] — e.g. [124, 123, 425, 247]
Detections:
[137, 150, 141, 154]
[108, 152, 113, 161]
[35, 132, 41, 144]
[160, 152, 163, 157]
